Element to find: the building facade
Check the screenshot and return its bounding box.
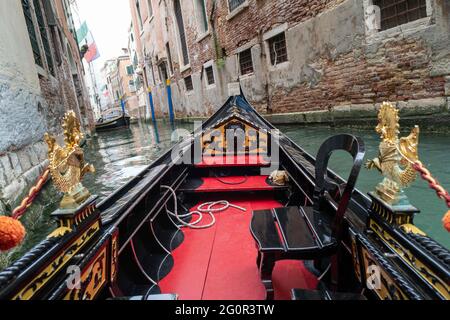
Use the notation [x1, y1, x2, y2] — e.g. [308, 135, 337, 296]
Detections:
[129, 0, 450, 125]
[0, 0, 94, 213]
[102, 54, 141, 119]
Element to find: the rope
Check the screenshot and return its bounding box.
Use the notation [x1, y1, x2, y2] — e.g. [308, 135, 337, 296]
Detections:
[12, 168, 50, 220]
[412, 161, 450, 232]
[161, 185, 246, 230]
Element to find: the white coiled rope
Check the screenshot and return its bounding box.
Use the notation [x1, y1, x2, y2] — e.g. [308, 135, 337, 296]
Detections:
[161, 185, 247, 229]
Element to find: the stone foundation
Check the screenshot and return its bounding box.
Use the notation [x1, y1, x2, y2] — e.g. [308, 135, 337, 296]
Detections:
[0, 141, 48, 214]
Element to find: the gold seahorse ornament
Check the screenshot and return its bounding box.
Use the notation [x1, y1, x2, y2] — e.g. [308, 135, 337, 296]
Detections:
[366, 102, 419, 206]
[44, 111, 95, 209]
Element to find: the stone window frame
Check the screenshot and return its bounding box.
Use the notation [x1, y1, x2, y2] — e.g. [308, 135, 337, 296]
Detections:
[226, 0, 249, 21]
[203, 60, 216, 90]
[263, 23, 290, 72]
[235, 41, 256, 78]
[364, 0, 435, 42]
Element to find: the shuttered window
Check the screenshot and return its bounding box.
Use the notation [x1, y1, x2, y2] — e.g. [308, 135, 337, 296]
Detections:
[22, 0, 43, 67]
[373, 0, 428, 31]
[174, 0, 189, 65]
[34, 0, 54, 75]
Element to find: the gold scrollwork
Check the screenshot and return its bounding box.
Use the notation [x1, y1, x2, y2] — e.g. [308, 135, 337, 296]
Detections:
[370, 220, 450, 299]
[13, 221, 101, 300]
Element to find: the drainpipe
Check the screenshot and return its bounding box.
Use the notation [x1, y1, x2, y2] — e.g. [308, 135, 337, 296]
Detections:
[166, 79, 175, 124]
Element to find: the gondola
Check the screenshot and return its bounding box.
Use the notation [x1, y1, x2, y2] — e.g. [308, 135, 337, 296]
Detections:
[95, 112, 131, 132]
[0, 90, 448, 301]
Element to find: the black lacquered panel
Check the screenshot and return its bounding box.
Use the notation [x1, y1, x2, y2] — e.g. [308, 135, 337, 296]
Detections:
[250, 210, 284, 251]
[274, 207, 318, 251]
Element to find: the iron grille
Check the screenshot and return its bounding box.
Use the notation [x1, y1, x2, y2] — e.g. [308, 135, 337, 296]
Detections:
[268, 33, 288, 66]
[205, 66, 215, 85]
[239, 48, 254, 75]
[229, 0, 246, 12]
[184, 76, 194, 91]
[174, 0, 189, 65]
[34, 0, 54, 75]
[22, 0, 43, 67]
[373, 0, 427, 31]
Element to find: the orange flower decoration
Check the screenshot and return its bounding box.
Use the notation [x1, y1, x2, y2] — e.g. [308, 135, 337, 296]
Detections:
[443, 211, 450, 233]
[0, 216, 26, 251]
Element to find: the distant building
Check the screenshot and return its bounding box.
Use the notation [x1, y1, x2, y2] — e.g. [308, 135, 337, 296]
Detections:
[0, 0, 95, 212]
[101, 53, 141, 119]
[129, 0, 450, 123]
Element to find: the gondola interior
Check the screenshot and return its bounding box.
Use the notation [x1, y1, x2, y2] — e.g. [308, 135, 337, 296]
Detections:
[111, 95, 366, 300]
[1, 93, 448, 301]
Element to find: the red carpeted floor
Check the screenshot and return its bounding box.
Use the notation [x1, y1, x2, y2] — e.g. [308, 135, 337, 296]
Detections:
[159, 196, 318, 300]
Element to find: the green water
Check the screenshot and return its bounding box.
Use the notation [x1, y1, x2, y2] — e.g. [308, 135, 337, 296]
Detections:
[1, 121, 448, 270]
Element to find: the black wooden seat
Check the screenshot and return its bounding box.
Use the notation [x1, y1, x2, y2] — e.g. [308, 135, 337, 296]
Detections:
[250, 134, 365, 300]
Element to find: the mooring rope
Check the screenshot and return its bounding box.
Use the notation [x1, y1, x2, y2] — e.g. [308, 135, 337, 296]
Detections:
[412, 161, 450, 232]
[12, 168, 50, 220]
[0, 167, 50, 251]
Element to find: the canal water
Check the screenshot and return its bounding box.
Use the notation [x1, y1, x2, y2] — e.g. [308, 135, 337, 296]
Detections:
[1, 121, 448, 270]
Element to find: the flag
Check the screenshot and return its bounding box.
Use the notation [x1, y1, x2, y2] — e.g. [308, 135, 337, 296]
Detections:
[76, 21, 89, 43]
[84, 42, 100, 63]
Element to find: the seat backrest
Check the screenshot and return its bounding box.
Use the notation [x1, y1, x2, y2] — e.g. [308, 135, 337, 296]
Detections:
[313, 134, 365, 241]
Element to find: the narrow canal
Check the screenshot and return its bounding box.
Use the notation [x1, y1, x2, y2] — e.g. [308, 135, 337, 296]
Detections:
[1, 121, 449, 270]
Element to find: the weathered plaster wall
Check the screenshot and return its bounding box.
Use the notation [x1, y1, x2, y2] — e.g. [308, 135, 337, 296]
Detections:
[0, 1, 50, 213]
[0, 1, 47, 152]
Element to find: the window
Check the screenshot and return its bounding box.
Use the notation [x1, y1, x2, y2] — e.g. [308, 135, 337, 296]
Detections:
[34, 0, 54, 75]
[268, 32, 288, 66]
[239, 48, 254, 75]
[22, 0, 43, 67]
[147, 0, 153, 17]
[228, 0, 246, 12]
[126, 65, 134, 75]
[158, 61, 169, 83]
[166, 43, 174, 74]
[196, 0, 208, 33]
[135, 0, 143, 30]
[129, 80, 136, 92]
[184, 76, 194, 91]
[174, 0, 189, 66]
[205, 66, 215, 86]
[372, 0, 427, 31]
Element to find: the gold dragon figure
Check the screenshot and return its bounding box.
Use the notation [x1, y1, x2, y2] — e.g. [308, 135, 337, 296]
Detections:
[366, 102, 420, 206]
[44, 111, 95, 209]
